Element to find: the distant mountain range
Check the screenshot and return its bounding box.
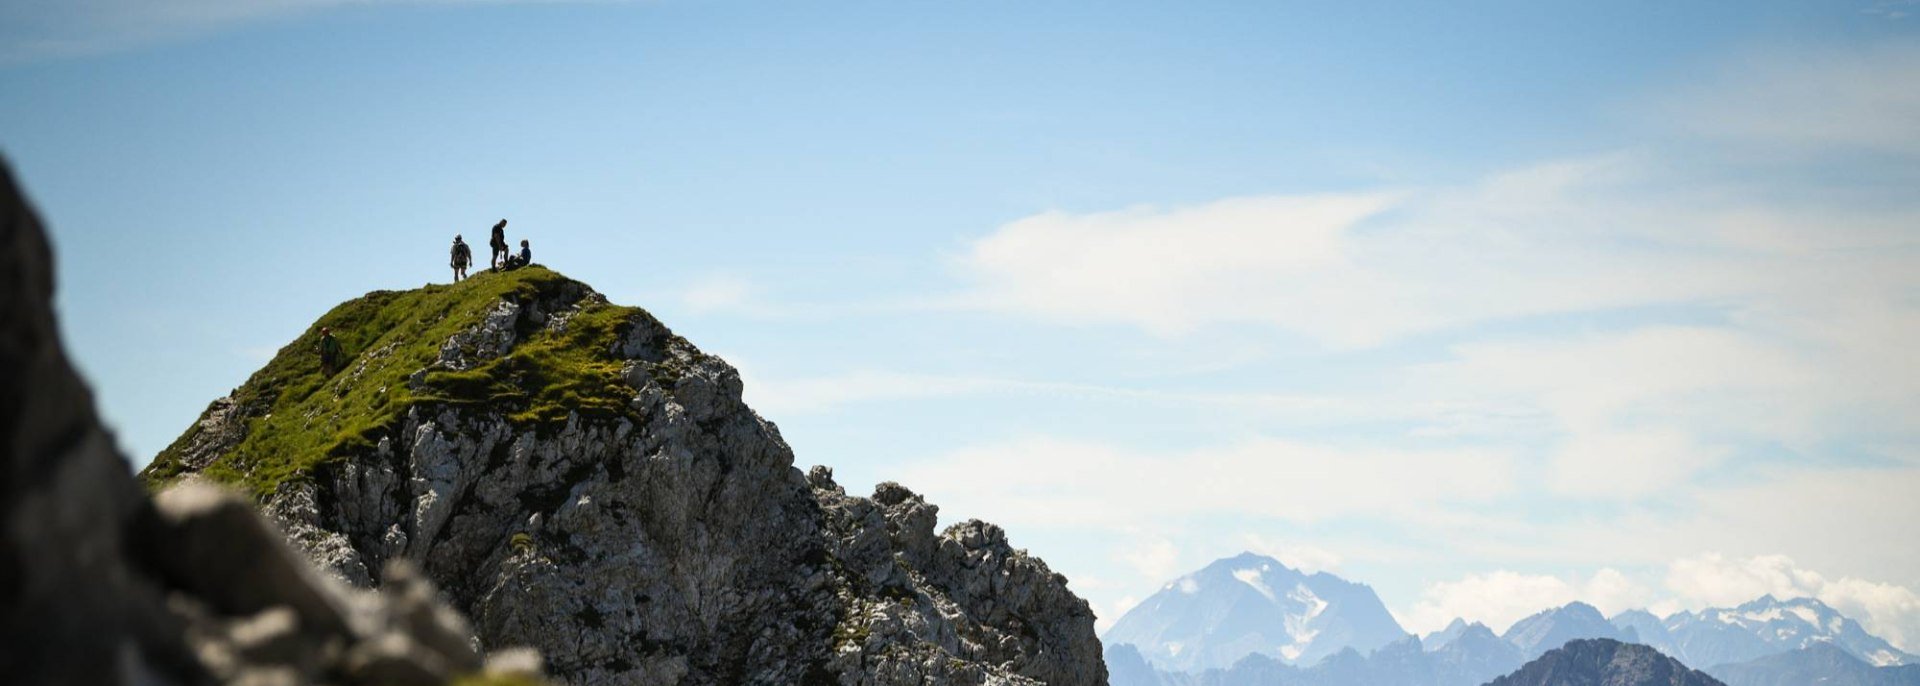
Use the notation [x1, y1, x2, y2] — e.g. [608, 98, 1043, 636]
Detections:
[1506, 601, 1638, 659]
[1487, 639, 1724, 686]
[1105, 552, 1917, 686]
[1106, 630, 1526, 686]
[1707, 643, 1920, 686]
[1103, 552, 1408, 671]
[1615, 595, 1917, 669]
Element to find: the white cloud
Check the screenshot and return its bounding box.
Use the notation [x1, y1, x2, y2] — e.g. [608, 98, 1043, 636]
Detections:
[958, 144, 1916, 350]
[1119, 536, 1182, 583]
[1399, 568, 1655, 636]
[1665, 553, 1829, 609]
[895, 436, 1514, 530]
[1422, 326, 1818, 498]
[1664, 553, 1920, 652]
[1240, 535, 1344, 575]
[956, 193, 1408, 345]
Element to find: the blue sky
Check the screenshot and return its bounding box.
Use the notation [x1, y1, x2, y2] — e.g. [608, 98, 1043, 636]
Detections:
[4, 0, 1918, 649]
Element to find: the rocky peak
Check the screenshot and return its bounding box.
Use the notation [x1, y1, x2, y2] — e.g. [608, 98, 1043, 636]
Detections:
[0, 159, 543, 685]
[1487, 639, 1726, 686]
[139, 262, 1106, 684]
[1504, 601, 1637, 659]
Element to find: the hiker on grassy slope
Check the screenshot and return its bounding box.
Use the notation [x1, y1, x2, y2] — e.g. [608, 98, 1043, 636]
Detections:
[450, 235, 472, 282]
[489, 219, 509, 269]
[317, 327, 343, 376]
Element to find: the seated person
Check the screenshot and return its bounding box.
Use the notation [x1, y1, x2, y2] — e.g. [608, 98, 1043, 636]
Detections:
[503, 239, 533, 270]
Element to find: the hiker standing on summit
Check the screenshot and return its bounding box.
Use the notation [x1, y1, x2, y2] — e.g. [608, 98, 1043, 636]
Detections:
[489, 219, 509, 270]
[450, 235, 472, 282]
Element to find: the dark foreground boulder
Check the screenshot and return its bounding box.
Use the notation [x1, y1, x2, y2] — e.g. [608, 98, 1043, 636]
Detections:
[0, 159, 544, 686]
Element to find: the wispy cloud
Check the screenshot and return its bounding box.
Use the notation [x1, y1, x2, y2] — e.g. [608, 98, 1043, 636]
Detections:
[739, 367, 1362, 418]
[1399, 568, 1653, 636]
[952, 147, 1914, 349]
[1238, 534, 1344, 575]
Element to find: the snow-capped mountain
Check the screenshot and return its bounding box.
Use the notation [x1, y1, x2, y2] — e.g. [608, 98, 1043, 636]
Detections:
[1637, 595, 1917, 669]
[1103, 552, 1409, 671]
[1502, 602, 1638, 659]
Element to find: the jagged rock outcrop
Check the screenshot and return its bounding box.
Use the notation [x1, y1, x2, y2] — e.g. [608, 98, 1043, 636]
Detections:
[139, 215, 1106, 683]
[0, 159, 544, 685]
[1487, 639, 1725, 686]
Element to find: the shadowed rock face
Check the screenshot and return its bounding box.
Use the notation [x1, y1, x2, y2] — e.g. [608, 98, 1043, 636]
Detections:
[0, 154, 189, 686]
[0, 159, 543, 686]
[140, 197, 1106, 684]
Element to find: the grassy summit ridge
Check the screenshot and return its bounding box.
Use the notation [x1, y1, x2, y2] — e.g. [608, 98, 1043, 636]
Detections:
[140, 266, 650, 497]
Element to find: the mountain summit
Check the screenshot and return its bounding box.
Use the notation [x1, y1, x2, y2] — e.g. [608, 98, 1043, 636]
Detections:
[1487, 639, 1726, 686]
[140, 267, 1106, 685]
[1503, 601, 1638, 659]
[1102, 552, 1408, 671]
[1627, 595, 1917, 669]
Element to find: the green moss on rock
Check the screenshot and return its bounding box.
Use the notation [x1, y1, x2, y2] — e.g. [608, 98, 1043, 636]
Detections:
[140, 266, 649, 498]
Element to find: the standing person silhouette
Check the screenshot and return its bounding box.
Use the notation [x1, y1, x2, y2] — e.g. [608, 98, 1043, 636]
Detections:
[488, 219, 509, 270]
[317, 327, 343, 376]
[450, 235, 472, 282]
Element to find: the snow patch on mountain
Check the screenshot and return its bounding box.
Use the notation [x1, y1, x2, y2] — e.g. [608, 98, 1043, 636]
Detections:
[1234, 567, 1277, 601]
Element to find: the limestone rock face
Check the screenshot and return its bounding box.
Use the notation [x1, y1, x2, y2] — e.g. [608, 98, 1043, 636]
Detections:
[0, 159, 545, 686]
[143, 211, 1106, 684]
